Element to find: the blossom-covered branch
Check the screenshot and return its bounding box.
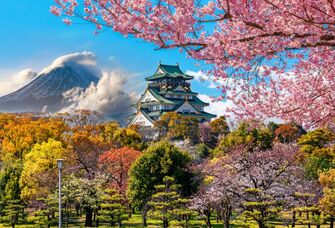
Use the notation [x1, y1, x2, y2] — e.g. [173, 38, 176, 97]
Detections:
[52, 0, 335, 127]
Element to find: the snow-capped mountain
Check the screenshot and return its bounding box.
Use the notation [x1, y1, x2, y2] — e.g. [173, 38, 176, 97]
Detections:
[0, 63, 99, 113]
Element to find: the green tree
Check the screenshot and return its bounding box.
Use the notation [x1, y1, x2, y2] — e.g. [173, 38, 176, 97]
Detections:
[60, 175, 105, 227]
[297, 128, 335, 179]
[215, 122, 273, 154]
[98, 189, 128, 227]
[1, 199, 27, 228]
[303, 147, 335, 179]
[242, 188, 280, 228]
[209, 116, 230, 141]
[0, 166, 22, 215]
[292, 192, 321, 228]
[297, 129, 334, 154]
[147, 176, 194, 228]
[195, 143, 210, 160]
[32, 196, 58, 228]
[266, 121, 280, 137]
[127, 141, 194, 226]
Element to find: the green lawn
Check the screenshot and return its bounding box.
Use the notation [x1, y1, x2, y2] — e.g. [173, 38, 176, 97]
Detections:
[0, 213, 333, 227]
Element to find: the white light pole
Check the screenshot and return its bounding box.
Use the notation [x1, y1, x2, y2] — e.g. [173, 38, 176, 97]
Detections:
[57, 159, 64, 228]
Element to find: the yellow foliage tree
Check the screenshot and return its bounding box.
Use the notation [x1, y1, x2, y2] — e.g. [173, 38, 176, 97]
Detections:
[0, 117, 67, 163]
[20, 139, 66, 201]
[158, 112, 199, 143]
[319, 169, 335, 216]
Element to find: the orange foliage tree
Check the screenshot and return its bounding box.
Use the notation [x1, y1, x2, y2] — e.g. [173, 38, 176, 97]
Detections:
[274, 124, 305, 144]
[0, 116, 67, 163]
[99, 147, 141, 194]
[67, 129, 110, 179]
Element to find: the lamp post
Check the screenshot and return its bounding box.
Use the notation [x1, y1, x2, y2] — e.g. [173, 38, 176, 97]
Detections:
[57, 159, 64, 228]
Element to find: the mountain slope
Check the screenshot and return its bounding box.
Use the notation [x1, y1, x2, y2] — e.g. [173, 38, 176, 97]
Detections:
[0, 64, 99, 112]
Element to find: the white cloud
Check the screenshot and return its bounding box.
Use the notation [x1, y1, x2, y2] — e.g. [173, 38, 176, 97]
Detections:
[0, 69, 38, 96]
[198, 94, 233, 117]
[187, 70, 209, 81]
[187, 70, 226, 89]
[60, 70, 136, 122]
[198, 94, 238, 128]
[41, 51, 101, 77]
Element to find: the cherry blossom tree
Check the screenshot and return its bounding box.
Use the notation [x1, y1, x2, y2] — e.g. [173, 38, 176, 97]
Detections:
[51, 0, 335, 128]
[191, 144, 321, 227]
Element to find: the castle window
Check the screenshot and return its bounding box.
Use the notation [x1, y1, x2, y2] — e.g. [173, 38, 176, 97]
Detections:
[183, 109, 190, 113]
[152, 105, 159, 111]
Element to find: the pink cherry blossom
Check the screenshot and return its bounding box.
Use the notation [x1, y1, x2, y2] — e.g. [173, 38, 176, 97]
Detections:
[62, 18, 72, 25]
[51, 0, 335, 127]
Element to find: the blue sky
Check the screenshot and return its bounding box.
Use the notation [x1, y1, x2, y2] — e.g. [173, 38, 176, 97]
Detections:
[0, 1, 229, 118]
[0, 1, 220, 93]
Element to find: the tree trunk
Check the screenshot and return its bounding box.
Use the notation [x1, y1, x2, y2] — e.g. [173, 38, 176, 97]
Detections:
[76, 205, 80, 216]
[221, 207, 232, 228]
[330, 216, 334, 228]
[204, 210, 212, 228]
[163, 219, 168, 228]
[292, 210, 296, 228]
[316, 211, 321, 228]
[224, 217, 230, 228]
[93, 210, 96, 222]
[128, 203, 132, 218]
[66, 206, 70, 228]
[142, 209, 147, 227]
[95, 210, 99, 227]
[257, 220, 266, 228]
[85, 208, 93, 227]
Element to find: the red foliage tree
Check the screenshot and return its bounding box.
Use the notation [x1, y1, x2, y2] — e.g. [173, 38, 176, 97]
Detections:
[99, 147, 141, 194]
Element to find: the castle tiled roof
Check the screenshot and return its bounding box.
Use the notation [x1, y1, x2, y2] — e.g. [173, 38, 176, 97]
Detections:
[145, 64, 194, 81]
[128, 63, 217, 127]
[135, 87, 209, 106]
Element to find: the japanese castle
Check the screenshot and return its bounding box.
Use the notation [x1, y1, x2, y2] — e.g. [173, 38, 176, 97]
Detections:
[128, 63, 216, 127]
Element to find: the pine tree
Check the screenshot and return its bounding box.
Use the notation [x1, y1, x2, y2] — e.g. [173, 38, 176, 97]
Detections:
[242, 188, 281, 228]
[147, 176, 194, 228]
[98, 189, 128, 227]
[33, 196, 58, 228]
[1, 200, 27, 228]
[292, 192, 321, 228]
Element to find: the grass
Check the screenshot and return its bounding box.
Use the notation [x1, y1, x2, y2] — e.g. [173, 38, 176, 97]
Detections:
[0, 212, 333, 227]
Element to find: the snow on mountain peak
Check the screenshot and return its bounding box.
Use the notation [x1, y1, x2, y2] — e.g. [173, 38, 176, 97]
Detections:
[40, 51, 100, 77]
[0, 51, 135, 122]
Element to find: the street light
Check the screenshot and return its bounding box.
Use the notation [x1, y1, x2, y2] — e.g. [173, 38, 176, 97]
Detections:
[57, 159, 64, 228]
